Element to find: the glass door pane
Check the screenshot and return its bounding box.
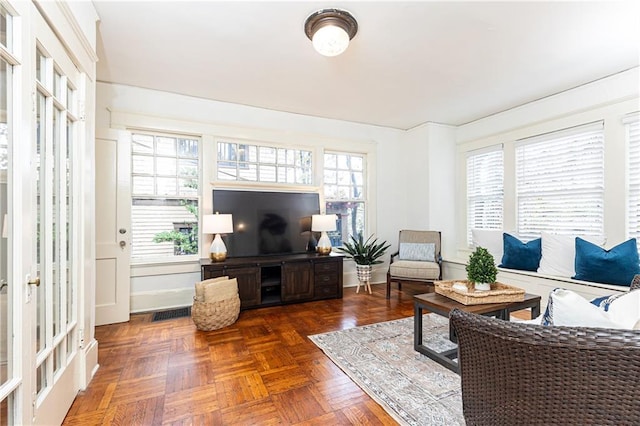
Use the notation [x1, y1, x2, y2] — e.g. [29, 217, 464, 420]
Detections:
[0, 57, 9, 387]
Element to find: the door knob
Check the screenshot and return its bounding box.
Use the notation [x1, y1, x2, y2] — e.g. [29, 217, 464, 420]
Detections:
[119, 228, 127, 234]
[28, 276, 41, 287]
[119, 241, 126, 248]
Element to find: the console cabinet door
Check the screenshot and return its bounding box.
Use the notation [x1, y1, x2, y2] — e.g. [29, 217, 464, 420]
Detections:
[281, 261, 313, 302]
[314, 259, 340, 299]
[226, 266, 261, 308]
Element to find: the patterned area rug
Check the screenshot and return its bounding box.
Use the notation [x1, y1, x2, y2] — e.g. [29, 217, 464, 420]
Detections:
[309, 314, 464, 426]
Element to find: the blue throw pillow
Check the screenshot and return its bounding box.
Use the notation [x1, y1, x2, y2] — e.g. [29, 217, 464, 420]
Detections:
[499, 233, 542, 272]
[573, 237, 640, 286]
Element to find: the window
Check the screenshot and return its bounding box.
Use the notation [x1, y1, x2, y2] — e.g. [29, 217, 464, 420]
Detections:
[515, 122, 604, 241]
[466, 147, 504, 245]
[626, 113, 640, 254]
[131, 133, 199, 261]
[216, 141, 312, 184]
[324, 152, 365, 246]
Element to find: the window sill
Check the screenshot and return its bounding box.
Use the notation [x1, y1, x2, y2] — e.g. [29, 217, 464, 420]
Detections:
[131, 258, 200, 277]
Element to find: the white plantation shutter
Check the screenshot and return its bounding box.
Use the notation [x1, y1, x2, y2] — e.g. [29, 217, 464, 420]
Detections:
[466, 147, 504, 245]
[626, 113, 640, 254]
[515, 122, 604, 241]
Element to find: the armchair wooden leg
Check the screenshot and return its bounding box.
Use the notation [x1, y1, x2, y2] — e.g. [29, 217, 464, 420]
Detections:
[386, 274, 391, 299]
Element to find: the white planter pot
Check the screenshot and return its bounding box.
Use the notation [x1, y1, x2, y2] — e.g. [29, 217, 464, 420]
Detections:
[474, 282, 491, 291]
[356, 264, 372, 283]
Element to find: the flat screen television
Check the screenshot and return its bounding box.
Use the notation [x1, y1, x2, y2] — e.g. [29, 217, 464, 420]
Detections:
[212, 189, 321, 258]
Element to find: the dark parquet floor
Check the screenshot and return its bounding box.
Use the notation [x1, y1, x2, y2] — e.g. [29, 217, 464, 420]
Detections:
[62, 283, 430, 425]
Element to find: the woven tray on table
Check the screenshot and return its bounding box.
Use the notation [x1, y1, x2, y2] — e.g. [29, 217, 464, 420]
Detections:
[191, 295, 241, 331]
[435, 280, 525, 305]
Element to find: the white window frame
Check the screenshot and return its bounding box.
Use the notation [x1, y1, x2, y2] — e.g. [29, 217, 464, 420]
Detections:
[625, 112, 640, 255]
[130, 131, 201, 264]
[515, 121, 605, 241]
[323, 151, 366, 246]
[216, 139, 313, 185]
[466, 146, 504, 246]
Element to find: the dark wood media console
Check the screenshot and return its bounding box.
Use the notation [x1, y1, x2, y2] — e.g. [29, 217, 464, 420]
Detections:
[200, 253, 344, 309]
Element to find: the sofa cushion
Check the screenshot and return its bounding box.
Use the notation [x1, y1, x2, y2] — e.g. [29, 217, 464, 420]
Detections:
[541, 288, 639, 329]
[399, 242, 435, 262]
[471, 229, 504, 265]
[203, 277, 238, 303]
[389, 260, 440, 280]
[499, 233, 542, 272]
[573, 237, 640, 286]
[195, 276, 229, 302]
[537, 232, 606, 277]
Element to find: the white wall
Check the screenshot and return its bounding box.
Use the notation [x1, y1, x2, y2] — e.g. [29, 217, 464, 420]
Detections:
[96, 82, 413, 309]
[96, 69, 639, 311]
[453, 68, 639, 260]
[400, 123, 457, 259]
[448, 67, 640, 305]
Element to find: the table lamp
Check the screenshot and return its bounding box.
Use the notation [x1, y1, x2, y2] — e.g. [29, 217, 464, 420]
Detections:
[203, 213, 233, 261]
[312, 214, 337, 255]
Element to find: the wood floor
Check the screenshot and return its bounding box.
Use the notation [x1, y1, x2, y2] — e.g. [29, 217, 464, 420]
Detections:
[62, 283, 428, 425]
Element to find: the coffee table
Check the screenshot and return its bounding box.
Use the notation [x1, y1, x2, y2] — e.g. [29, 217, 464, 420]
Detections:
[414, 292, 541, 373]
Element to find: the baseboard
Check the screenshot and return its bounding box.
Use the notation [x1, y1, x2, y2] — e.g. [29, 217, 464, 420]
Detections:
[342, 268, 387, 287]
[82, 338, 99, 391]
[130, 287, 195, 313]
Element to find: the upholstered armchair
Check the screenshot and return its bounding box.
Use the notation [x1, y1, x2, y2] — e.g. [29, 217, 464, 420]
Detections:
[386, 230, 442, 299]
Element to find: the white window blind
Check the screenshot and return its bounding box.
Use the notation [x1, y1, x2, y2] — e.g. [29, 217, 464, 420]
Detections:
[466, 147, 503, 245]
[515, 122, 604, 241]
[625, 113, 640, 254]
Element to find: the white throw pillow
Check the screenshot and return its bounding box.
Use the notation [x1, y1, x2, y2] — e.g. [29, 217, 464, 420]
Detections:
[537, 232, 606, 277]
[607, 289, 640, 329]
[471, 229, 505, 265]
[549, 288, 637, 329]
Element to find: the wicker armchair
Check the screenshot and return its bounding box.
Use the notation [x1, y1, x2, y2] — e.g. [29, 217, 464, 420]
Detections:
[632, 273, 640, 290]
[450, 306, 640, 425]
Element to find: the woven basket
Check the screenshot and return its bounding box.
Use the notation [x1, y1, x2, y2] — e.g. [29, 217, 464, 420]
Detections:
[435, 280, 525, 305]
[191, 295, 241, 331]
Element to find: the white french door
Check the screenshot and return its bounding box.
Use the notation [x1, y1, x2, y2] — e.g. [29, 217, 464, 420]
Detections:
[0, 2, 91, 424]
[0, 2, 20, 424]
[28, 10, 82, 425]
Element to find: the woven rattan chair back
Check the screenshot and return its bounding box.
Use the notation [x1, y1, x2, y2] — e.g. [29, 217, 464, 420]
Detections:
[450, 308, 640, 425]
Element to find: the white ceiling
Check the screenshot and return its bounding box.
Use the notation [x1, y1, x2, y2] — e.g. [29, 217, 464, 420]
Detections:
[93, 1, 640, 130]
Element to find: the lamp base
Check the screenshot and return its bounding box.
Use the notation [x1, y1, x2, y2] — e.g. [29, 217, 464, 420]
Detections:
[210, 251, 227, 262]
[210, 234, 228, 262]
[316, 231, 332, 255]
[317, 245, 332, 255]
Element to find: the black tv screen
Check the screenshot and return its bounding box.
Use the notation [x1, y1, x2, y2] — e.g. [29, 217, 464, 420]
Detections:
[212, 189, 320, 257]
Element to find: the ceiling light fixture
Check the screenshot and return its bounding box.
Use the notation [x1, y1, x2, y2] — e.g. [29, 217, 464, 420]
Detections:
[304, 8, 358, 57]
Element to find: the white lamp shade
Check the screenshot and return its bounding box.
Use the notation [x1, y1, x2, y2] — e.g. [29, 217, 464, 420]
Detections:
[312, 25, 350, 57]
[203, 214, 233, 234]
[311, 214, 337, 232]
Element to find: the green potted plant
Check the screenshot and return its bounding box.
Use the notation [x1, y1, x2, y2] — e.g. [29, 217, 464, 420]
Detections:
[466, 247, 498, 291]
[337, 234, 390, 289]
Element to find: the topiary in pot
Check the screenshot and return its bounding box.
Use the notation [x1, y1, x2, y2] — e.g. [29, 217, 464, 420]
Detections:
[466, 247, 498, 291]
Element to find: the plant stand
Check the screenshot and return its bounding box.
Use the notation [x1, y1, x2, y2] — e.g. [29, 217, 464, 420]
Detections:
[356, 264, 373, 294]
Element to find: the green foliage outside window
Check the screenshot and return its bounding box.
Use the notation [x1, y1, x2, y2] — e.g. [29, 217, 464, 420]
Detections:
[152, 200, 198, 255]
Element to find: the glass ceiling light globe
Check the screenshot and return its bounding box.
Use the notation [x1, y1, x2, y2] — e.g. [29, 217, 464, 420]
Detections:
[312, 25, 350, 57]
[304, 9, 358, 57]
